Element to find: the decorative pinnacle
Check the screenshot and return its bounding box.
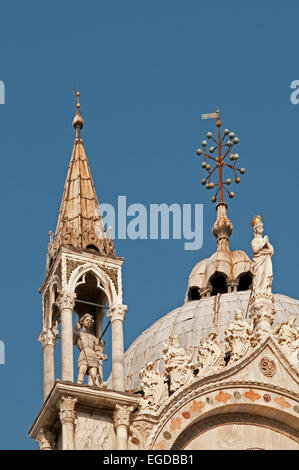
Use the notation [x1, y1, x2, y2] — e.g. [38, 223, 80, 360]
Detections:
[197, 108, 245, 204]
[72, 87, 84, 135]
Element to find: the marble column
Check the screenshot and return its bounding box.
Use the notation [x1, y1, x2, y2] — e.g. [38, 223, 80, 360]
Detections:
[59, 396, 77, 450]
[57, 291, 76, 382]
[113, 404, 134, 450]
[107, 304, 127, 392]
[36, 427, 55, 450]
[39, 327, 58, 400]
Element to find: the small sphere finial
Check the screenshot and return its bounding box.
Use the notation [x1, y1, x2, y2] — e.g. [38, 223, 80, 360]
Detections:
[76, 89, 80, 109]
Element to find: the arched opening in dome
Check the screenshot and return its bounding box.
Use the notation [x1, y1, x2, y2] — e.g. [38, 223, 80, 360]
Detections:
[210, 272, 228, 296]
[188, 287, 201, 301]
[237, 272, 252, 291]
[85, 244, 100, 253]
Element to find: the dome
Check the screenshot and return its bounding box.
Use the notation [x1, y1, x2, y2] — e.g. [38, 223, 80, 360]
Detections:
[186, 249, 252, 301]
[123, 291, 299, 393]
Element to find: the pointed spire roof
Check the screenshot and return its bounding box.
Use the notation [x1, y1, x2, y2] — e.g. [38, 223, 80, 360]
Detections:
[52, 91, 115, 257]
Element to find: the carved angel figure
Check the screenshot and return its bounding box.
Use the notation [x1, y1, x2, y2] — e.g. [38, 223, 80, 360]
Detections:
[163, 336, 195, 393]
[251, 215, 274, 295]
[197, 332, 225, 373]
[74, 313, 107, 387]
[225, 310, 254, 363]
[274, 316, 299, 364]
[139, 362, 168, 411]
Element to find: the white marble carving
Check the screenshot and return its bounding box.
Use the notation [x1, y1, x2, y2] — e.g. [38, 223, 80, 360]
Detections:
[197, 332, 225, 373]
[139, 362, 168, 411]
[74, 313, 107, 387]
[274, 316, 299, 366]
[251, 215, 274, 295]
[163, 336, 195, 393]
[225, 310, 254, 363]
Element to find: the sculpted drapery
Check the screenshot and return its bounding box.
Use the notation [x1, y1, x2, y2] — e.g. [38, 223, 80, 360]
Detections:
[251, 215, 274, 295]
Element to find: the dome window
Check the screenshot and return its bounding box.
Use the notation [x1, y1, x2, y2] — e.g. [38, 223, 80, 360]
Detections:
[210, 272, 228, 296]
[237, 272, 252, 291]
[188, 287, 201, 301]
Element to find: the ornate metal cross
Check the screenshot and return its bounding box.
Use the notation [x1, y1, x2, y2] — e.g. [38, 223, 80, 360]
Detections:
[197, 108, 246, 203]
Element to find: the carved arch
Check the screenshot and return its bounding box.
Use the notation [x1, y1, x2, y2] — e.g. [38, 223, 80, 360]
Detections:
[146, 384, 299, 449]
[67, 263, 118, 306]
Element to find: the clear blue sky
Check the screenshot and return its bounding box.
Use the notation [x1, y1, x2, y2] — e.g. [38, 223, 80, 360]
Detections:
[0, 1, 298, 449]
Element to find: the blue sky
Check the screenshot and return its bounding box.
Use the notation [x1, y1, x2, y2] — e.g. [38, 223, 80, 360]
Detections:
[0, 1, 298, 449]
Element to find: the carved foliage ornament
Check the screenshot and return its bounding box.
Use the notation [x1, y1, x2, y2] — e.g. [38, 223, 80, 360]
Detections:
[139, 362, 168, 412]
[108, 304, 127, 322]
[66, 259, 84, 282]
[36, 427, 56, 451]
[38, 325, 59, 348]
[57, 291, 76, 310]
[59, 396, 78, 425]
[114, 404, 134, 429]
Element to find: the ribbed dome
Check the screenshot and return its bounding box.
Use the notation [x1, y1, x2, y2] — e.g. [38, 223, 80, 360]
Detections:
[186, 249, 252, 300]
[123, 291, 299, 393]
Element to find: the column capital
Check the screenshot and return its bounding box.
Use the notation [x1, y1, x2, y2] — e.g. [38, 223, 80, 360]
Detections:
[113, 404, 134, 429]
[58, 395, 77, 425]
[108, 304, 127, 322]
[38, 326, 59, 348]
[36, 427, 55, 450]
[57, 291, 76, 311]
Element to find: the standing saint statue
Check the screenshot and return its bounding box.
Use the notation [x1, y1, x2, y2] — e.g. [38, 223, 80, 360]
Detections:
[74, 313, 107, 387]
[250, 215, 274, 295]
[163, 336, 195, 393]
[225, 310, 254, 362]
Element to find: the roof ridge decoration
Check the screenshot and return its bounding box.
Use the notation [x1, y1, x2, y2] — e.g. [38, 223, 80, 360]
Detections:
[50, 90, 115, 259]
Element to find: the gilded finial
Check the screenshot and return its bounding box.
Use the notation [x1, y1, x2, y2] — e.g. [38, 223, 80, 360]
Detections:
[250, 214, 263, 227]
[72, 87, 84, 133]
[75, 88, 80, 109]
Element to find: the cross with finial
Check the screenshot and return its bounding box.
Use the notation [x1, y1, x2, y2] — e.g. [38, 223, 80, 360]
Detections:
[197, 108, 246, 204]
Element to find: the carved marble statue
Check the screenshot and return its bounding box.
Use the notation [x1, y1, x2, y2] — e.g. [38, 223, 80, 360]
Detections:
[139, 362, 168, 411]
[225, 310, 254, 363]
[274, 316, 299, 365]
[163, 336, 195, 393]
[74, 313, 107, 387]
[197, 332, 225, 373]
[250, 215, 274, 295]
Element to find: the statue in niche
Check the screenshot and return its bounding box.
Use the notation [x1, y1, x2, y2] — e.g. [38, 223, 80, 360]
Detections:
[74, 313, 107, 387]
[163, 336, 195, 393]
[274, 316, 299, 364]
[225, 310, 255, 362]
[197, 332, 225, 373]
[250, 215, 274, 295]
[139, 362, 168, 411]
